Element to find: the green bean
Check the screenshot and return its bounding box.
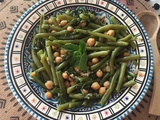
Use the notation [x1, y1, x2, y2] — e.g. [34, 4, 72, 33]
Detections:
[86, 46, 115, 51]
[46, 40, 63, 47]
[110, 16, 119, 24]
[82, 99, 91, 106]
[69, 101, 82, 109]
[123, 79, 136, 88]
[56, 57, 71, 71]
[62, 18, 77, 29]
[69, 93, 84, 99]
[93, 24, 127, 33]
[116, 54, 140, 62]
[31, 75, 46, 89]
[31, 67, 45, 76]
[106, 41, 129, 46]
[126, 70, 137, 77]
[39, 14, 44, 33]
[78, 76, 90, 83]
[40, 53, 53, 80]
[99, 88, 111, 106]
[35, 30, 68, 39]
[53, 40, 81, 44]
[41, 24, 63, 31]
[31, 38, 50, 81]
[85, 93, 101, 99]
[88, 23, 102, 29]
[119, 30, 128, 37]
[74, 29, 117, 41]
[100, 73, 111, 86]
[90, 56, 109, 71]
[130, 41, 136, 49]
[88, 50, 110, 59]
[118, 34, 132, 41]
[31, 39, 43, 68]
[110, 47, 123, 75]
[57, 14, 73, 21]
[56, 71, 67, 97]
[46, 46, 59, 85]
[116, 63, 127, 93]
[56, 34, 85, 40]
[57, 102, 69, 111]
[125, 75, 133, 80]
[30, 62, 37, 71]
[67, 83, 83, 94]
[99, 69, 120, 106]
[50, 17, 61, 27]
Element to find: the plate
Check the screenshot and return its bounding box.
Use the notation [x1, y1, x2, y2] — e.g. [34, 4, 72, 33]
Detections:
[4, 0, 153, 120]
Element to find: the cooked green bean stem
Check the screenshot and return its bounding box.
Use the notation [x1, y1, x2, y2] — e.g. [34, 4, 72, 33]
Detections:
[116, 54, 140, 62]
[106, 41, 129, 46]
[56, 71, 67, 97]
[118, 34, 132, 41]
[90, 56, 109, 71]
[57, 102, 69, 111]
[110, 47, 123, 75]
[86, 46, 115, 51]
[99, 69, 120, 106]
[74, 29, 117, 41]
[35, 30, 68, 39]
[46, 46, 59, 85]
[123, 79, 136, 88]
[69, 93, 84, 99]
[88, 50, 110, 59]
[116, 63, 127, 93]
[39, 14, 44, 33]
[93, 24, 127, 33]
[40, 53, 53, 80]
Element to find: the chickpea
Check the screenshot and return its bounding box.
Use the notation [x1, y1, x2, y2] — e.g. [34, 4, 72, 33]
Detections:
[70, 81, 75, 86]
[91, 82, 100, 90]
[105, 30, 115, 36]
[74, 67, 80, 72]
[52, 45, 57, 50]
[53, 52, 60, 57]
[70, 74, 75, 79]
[45, 91, 52, 99]
[65, 81, 70, 88]
[48, 18, 53, 24]
[55, 56, 62, 64]
[96, 70, 103, 78]
[45, 81, 54, 89]
[62, 72, 69, 79]
[123, 52, 130, 56]
[30, 72, 36, 77]
[51, 30, 56, 33]
[67, 26, 74, 32]
[92, 57, 99, 64]
[99, 87, 106, 95]
[87, 38, 96, 47]
[103, 81, 110, 88]
[82, 89, 88, 94]
[60, 20, 68, 27]
[60, 49, 67, 55]
[80, 21, 87, 27]
[106, 66, 110, 72]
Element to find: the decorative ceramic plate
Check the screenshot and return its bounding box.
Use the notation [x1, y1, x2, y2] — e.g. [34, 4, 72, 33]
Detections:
[4, 0, 153, 120]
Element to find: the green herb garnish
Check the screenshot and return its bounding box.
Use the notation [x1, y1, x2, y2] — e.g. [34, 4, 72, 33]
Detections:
[62, 40, 88, 71]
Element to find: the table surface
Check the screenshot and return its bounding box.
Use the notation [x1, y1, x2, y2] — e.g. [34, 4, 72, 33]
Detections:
[0, 0, 160, 120]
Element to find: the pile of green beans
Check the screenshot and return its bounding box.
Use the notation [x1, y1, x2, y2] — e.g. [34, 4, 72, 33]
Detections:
[30, 8, 140, 111]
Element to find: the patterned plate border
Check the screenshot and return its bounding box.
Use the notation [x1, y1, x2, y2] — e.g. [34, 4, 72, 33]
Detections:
[4, 0, 153, 120]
